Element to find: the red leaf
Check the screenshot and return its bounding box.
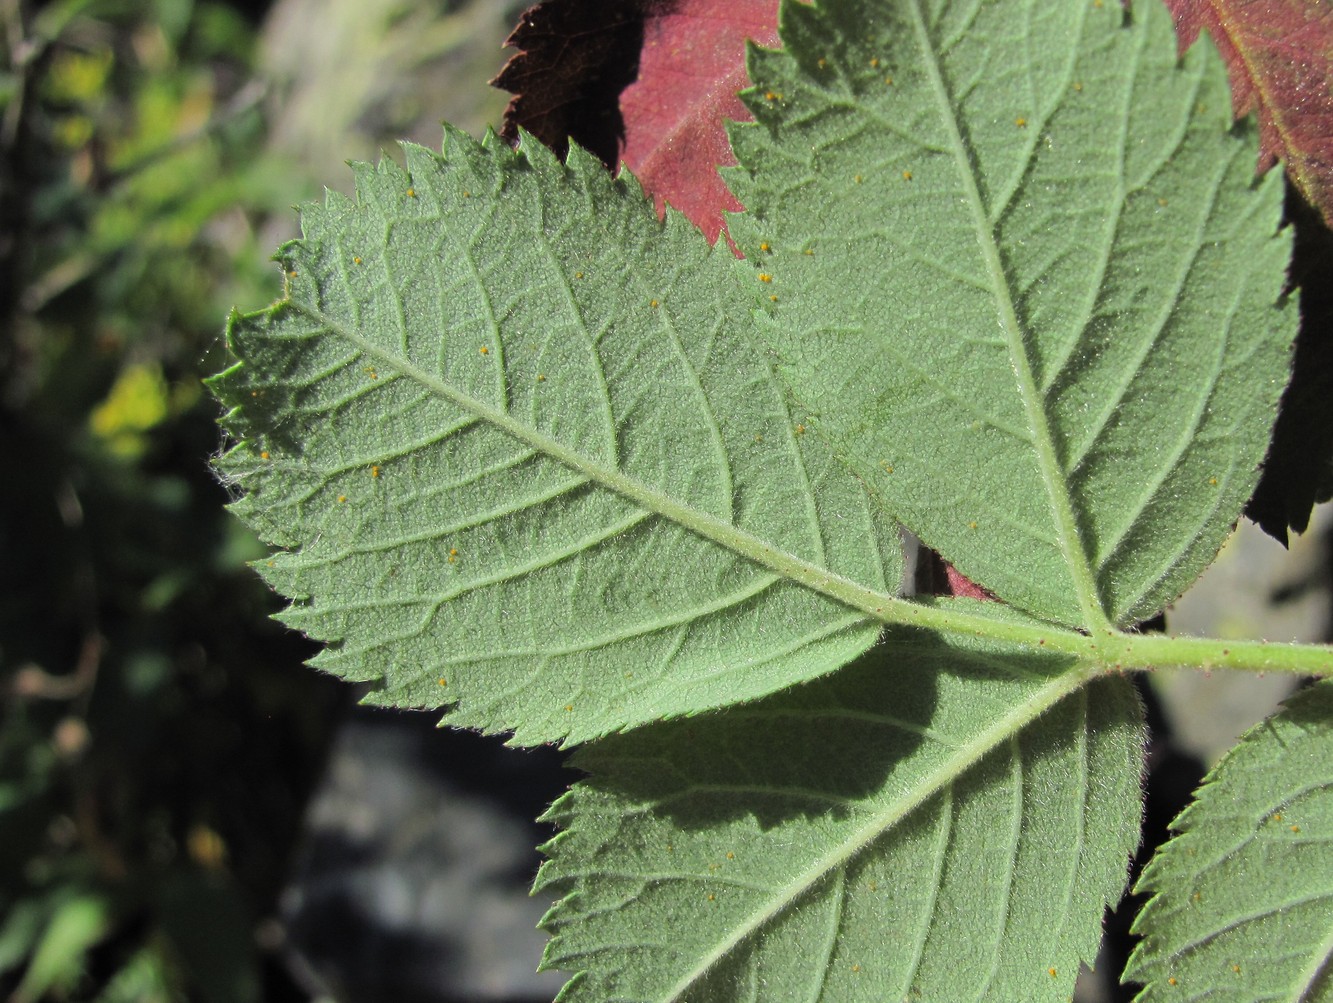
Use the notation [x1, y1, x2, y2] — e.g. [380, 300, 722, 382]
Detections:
[619, 1, 781, 244]
[1165, 0, 1333, 227]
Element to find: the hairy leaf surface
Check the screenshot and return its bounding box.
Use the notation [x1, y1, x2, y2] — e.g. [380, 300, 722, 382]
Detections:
[1126, 679, 1333, 1002]
[538, 625, 1144, 1001]
[211, 133, 902, 746]
[728, 0, 1294, 629]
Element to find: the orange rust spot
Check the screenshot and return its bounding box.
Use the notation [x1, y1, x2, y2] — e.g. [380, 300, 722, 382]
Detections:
[337, 495, 347, 503]
[869, 57, 879, 68]
[759, 242, 771, 252]
[758, 273, 773, 283]
[438, 677, 447, 686]
[650, 299, 659, 308]
[406, 187, 416, 197]
[902, 170, 913, 181]
[260, 450, 270, 460]
[725, 851, 734, 859]
[479, 346, 489, 355]
[769, 294, 778, 302]
[371, 465, 380, 478]
[1048, 968, 1057, 978]
[353, 256, 363, 265]
[1015, 117, 1027, 127]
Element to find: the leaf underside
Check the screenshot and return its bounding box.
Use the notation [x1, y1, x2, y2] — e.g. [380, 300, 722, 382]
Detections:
[212, 131, 902, 748]
[538, 634, 1144, 1002]
[727, 0, 1292, 629]
[1126, 679, 1333, 1002]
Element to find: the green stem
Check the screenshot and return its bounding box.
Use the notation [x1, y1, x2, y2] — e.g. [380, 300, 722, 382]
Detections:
[302, 308, 1333, 683]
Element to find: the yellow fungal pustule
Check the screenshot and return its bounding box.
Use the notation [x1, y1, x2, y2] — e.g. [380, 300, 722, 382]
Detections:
[406, 187, 416, 198]
[650, 299, 659, 308]
[479, 345, 489, 355]
[338, 495, 347, 503]
[759, 242, 770, 252]
[758, 273, 773, 283]
[353, 256, 362, 265]
[1015, 117, 1028, 127]
[260, 450, 270, 460]
[869, 57, 879, 68]
[902, 170, 913, 181]
[371, 465, 380, 478]
[448, 548, 458, 563]
[536, 374, 546, 382]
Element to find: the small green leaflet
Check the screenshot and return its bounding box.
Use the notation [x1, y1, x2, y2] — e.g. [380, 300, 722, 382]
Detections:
[211, 134, 902, 747]
[539, 630, 1143, 1002]
[1126, 680, 1333, 1002]
[728, 0, 1293, 630]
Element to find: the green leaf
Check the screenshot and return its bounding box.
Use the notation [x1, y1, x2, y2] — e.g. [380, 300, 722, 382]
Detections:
[727, 0, 1294, 629]
[211, 132, 902, 746]
[1125, 679, 1333, 1001]
[10, 893, 110, 1003]
[537, 627, 1144, 1002]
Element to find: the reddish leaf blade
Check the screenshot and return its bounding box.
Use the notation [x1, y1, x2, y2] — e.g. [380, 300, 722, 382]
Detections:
[619, 0, 780, 243]
[1166, 0, 1333, 226]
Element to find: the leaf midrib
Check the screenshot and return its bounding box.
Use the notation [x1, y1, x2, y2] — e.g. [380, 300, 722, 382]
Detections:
[290, 299, 1084, 651]
[905, 0, 1112, 634]
[656, 666, 1094, 1002]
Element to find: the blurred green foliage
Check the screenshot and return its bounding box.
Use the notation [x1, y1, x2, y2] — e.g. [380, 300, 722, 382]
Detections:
[0, 1, 346, 998]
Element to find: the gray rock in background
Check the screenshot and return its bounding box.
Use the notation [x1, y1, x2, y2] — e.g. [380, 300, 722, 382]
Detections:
[1157, 505, 1331, 765]
[278, 712, 568, 1002]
